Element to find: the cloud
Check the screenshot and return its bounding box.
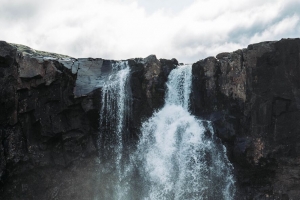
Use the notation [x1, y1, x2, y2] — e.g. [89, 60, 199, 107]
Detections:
[250, 14, 300, 43]
[0, 0, 299, 63]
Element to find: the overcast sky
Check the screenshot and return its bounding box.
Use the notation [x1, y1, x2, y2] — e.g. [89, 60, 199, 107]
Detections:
[0, 0, 299, 63]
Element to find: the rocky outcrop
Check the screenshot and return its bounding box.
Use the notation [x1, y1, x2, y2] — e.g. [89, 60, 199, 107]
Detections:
[128, 56, 177, 139]
[1, 38, 300, 199]
[191, 38, 300, 199]
[0, 41, 99, 199]
[0, 41, 177, 199]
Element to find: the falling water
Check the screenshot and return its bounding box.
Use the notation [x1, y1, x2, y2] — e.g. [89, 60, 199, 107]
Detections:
[134, 64, 235, 199]
[100, 61, 130, 160]
[98, 63, 235, 200]
[98, 61, 131, 200]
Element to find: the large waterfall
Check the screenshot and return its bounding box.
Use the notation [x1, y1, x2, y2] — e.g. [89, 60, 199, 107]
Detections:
[98, 63, 235, 200]
[135, 65, 235, 199]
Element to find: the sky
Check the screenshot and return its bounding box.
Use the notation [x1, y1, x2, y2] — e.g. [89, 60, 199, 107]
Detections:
[0, 0, 299, 63]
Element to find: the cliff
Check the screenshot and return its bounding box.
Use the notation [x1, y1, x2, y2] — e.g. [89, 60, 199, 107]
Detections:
[0, 38, 299, 199]
[192, 38, 300, 199]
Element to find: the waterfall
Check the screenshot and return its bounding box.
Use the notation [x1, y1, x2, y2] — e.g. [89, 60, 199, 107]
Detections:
[98, 60, 131, 200]
[134, 64, 235, 199]
[98, 63, 235, 200]
[99, 61, 130, 162]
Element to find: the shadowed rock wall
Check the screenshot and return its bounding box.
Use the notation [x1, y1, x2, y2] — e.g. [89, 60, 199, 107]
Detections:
[1, 38, 300, 199]
[0, 41, 177, 199]
[191, 38, 300, 199]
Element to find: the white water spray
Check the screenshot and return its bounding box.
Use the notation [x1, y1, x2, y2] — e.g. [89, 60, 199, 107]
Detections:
[135, 64, 235, 199]
[98, 63, 235, 200]
[98, 61, 131, 200]
[100, 61, 130, 161]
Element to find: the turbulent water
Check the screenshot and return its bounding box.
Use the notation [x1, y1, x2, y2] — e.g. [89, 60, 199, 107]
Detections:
[98, 63, 235, 200]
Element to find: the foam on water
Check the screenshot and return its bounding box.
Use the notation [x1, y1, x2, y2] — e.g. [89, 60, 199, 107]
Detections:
[135, 64, 235, 199]
[98, 63, 235, 200]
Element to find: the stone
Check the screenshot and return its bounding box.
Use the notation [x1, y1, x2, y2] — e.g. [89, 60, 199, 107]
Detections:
[1, 39, 300, 199]
[191, 38, 300, 199]
[73, 58, 104, 97]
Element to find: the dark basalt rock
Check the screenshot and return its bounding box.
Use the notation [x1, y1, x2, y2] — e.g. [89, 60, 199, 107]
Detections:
[0, 41, 101, 199]
[191, 38, 300, 199]
[128, 55, 177, 140]
[0, 42, 177, 199]
[0, 38, 300, 199]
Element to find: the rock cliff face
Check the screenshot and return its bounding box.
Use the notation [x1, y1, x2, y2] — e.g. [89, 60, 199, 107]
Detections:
[0, 38, 300, 199]
[0, 41, 177, 199]
[192, 38, 300, 199]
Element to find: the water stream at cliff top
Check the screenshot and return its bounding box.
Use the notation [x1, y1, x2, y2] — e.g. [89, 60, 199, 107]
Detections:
[98, 63, 235, 199]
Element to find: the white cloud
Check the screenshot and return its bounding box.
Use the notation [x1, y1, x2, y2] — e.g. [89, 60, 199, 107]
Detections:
[0, 0, 299, 63]
[250, 14, 300, 43]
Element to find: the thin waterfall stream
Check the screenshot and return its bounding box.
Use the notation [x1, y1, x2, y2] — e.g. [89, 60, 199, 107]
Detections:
[98, 61, 131, 200]
[98, 63, 235, 200]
